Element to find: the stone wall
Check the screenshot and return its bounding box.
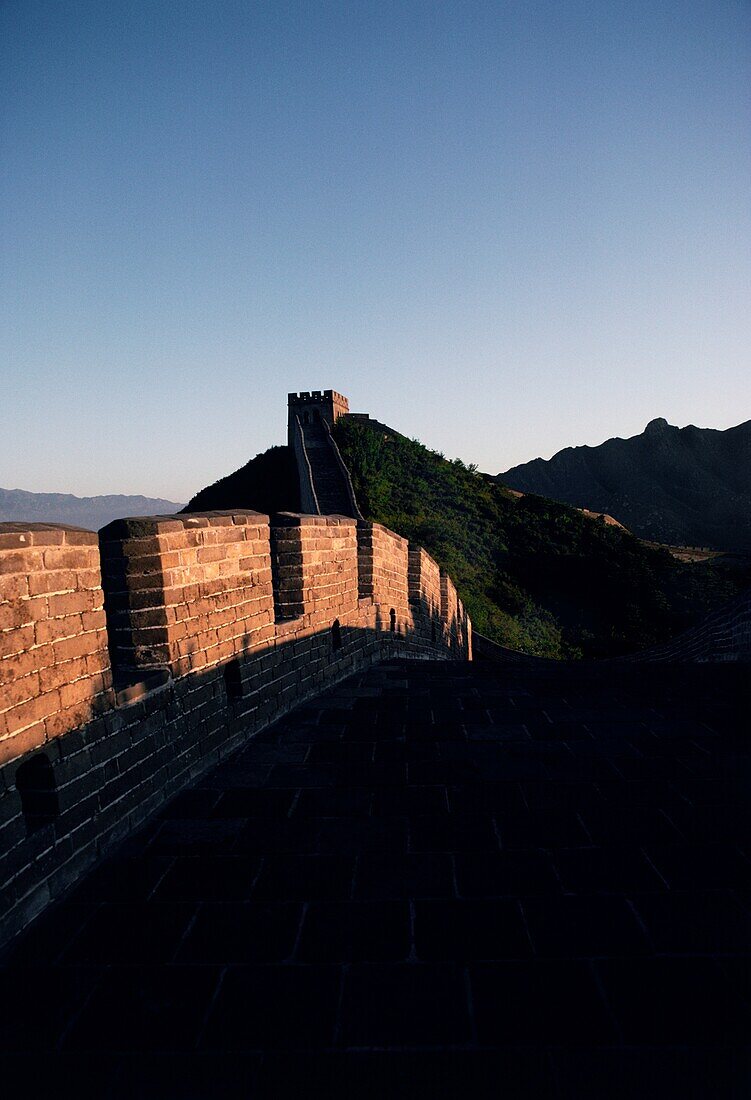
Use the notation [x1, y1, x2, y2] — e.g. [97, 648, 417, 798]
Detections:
[99, 512, 276, 678]
[408, 547, 444, 649]
[357, 522, 410, 632]
[0, 525, 111, 766]
[620, 588, 751, 664]
[409, 547, 441, 619]
[0, 511, 470, 946]
[441, 570, 470, 655]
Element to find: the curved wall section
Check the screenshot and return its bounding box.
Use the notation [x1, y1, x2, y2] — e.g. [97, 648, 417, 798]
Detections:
[620, 589, 751, 664]
[0, 511, 470, 946]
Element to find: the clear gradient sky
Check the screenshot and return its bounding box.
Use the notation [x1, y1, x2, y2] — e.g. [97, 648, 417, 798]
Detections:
[2, 1, 750, 502]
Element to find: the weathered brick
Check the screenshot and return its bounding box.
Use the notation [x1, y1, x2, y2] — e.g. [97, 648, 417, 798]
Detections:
[0, 624, 35, 659]
[0, 723, 37, 763]
[0, 550, 44, 575]
[0, 602, 30, 632]
[44, 699, 98, 740]
[57, 677, 100, 710]
[0, 646, 54, 687]
[0, 672, 41, 711]
[35, 614, 86, 645]
[80, 611, 106, 632]
[76, 569, 103, 591]
[51, 632, 102, 662]
[0, 575, 30, 600]
[5, 691, 61, 734]
[47, 590, 97, 618]
[42, 547, 99, 572]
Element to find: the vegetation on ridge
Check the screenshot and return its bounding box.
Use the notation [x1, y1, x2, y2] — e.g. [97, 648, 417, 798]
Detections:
[334, 417, 748, 659]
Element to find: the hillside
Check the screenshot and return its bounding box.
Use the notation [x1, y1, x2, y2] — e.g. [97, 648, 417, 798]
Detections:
[334, 418, 748, 659]
[183, 446, 299, 515]
[499, 417, 751, 551]
[0, 487, 184, 532]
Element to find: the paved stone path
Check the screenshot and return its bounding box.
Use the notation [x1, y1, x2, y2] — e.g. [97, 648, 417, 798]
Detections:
[300, 419, 354, 515]
[1, 657, 750, 1097]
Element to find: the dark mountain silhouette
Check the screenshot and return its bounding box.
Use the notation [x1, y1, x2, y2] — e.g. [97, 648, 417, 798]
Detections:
[0, 488, 184, 532]
[182, 446, 299, 515]
[499, 418, 751, 551]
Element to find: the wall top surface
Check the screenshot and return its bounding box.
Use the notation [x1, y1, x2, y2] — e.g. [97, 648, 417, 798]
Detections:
[0, 523, 99, 547]
[99, 509, 271, 539]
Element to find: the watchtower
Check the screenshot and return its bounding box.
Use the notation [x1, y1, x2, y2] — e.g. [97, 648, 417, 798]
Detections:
[287, 390, 349, 447]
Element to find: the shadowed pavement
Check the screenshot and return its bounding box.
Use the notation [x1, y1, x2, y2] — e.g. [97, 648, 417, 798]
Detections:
[2, 656, 750, 1097]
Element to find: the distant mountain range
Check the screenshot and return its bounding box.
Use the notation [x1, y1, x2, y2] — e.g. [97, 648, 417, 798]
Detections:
[0, 488, 184, 533]
[499, 418, 751, 551]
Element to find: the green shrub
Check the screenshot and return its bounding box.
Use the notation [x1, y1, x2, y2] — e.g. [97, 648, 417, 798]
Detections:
[335, 418, 744, 659]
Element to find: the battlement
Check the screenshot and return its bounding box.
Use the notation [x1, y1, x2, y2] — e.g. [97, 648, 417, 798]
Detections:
[288, 389, 349, 409]
[287, 389, 349, 425]
[0, 510, 470, 945]
[287, 389, 349, 439]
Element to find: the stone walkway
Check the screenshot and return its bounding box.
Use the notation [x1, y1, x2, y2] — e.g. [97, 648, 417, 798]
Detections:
[1, 657, 750, 1097]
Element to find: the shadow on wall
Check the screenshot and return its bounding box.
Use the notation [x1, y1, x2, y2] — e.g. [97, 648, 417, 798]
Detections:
[616, 588, 751, 664]
[0, 508, 470, 947]
[0, 589, 462, 948]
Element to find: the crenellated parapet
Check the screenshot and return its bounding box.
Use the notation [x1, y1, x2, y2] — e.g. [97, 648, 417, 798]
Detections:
[287, 389, 349, 449]
[0, 524, 112, 763]
[0, 510, 470, 945]
[98, 511, 276, 679]
[288, 389, 349, 416]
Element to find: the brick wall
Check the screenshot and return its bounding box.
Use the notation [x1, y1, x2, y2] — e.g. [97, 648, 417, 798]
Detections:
[408, 546, 443, 651]
[99, 511, 275, 679]
[272, 514, 358, 626]
[0, 525, 111, 767]
[620, 589, 751, 664]
[0, 511, 471, 947]
[441, 571, 459, 651]
[357, 522, 411, 635]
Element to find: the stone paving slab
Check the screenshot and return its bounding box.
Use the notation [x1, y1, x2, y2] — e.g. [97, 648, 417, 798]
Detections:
[1, 657, 750, 1097]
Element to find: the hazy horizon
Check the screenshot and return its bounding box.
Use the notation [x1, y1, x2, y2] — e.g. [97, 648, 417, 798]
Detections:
[3, 409, 749, 502]
[3, 1, 749, 501]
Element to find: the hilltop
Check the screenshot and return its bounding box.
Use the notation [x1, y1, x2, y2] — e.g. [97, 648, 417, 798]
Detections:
[499, 418, 751, 551]
[333, 418, 747, 658]
[0, 487, 184, 532]
[183, 446, 299, 515]
[185, 411, 748, 659]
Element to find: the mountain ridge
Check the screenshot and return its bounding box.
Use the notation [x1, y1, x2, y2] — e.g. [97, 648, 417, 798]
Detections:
[0, 487, 185, 533]
[499, 418, 751, 550]
[182, 410, 750, 659]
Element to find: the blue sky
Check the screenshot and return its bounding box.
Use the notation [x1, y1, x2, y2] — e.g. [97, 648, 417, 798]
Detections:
[2, 0, 749, 501]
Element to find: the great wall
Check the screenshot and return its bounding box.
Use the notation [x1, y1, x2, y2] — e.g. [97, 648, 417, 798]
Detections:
[1, 391, 750, 1091]
[0, 391, 469, 946]
[3, 390, 751, 951]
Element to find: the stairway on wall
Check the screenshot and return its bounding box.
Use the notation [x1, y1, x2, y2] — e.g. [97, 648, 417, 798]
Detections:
[300, 421, 354, 516]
